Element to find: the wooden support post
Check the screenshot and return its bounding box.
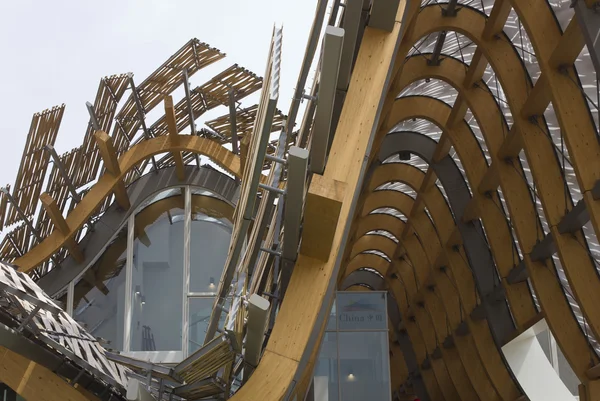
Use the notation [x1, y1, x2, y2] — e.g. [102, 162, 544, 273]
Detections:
[300, 175, 346, 261]
[94, 131, 130, 210]
[477, 164, 500, 194]
[164, 95, 186, 181]
[0, 347, 92, 401]
[497, 126, 523, 160]
[39, 192, 83, 263]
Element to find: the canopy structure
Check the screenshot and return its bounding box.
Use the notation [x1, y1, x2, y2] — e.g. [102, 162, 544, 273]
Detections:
[1, 1, 600, 400]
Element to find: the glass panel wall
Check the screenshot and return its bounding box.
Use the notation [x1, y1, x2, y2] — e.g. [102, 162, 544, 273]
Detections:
[63, 185, 234, 362]
[312, 291, 391, 401]
[190, 210, 232, 294]
[69, 225, 128, 351]
[130, 189, 185, 352]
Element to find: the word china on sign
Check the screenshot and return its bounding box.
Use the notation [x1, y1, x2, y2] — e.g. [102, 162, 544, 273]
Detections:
[336, 292, 387, 330]
[0, 261, 130, 390]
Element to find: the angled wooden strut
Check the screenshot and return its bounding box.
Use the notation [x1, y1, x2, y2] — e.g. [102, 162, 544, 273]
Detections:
[164, 95, 186, 181]
[94, 131, 130, 210]
[39, 193, 83, 263]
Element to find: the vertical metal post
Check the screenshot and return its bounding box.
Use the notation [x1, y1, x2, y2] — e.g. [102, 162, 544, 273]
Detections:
[128, 74, 158, 171]
[574, 0, 600, 76]
[285, 0, 329, 149]
[44, 145, 81, 203]
[229, 90, 239, 155]
[124, 213, 135, 352]
[182, 186, 192, 358]
[182, 69, 202, 168]
[85, 101, 101, 131]
[182, 69, 197, 136]
[282, 146, 309, 261]
[1, 188, 42, 242]
[310, 26, 345, 175]
[337, 0, 363, 92]
[67, 280, 75, 316]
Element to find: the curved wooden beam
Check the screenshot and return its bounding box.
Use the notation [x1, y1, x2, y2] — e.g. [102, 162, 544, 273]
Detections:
[354, 159, 515, 400]
[387, 95, 537, 329]
[349, 234, 397, 260]
[230, 9, 407, 400]
[345, 253, 391, 276]
[372, 3, 600, 385]
[354, 213, 405, 240]
[15, 136, 242, 272]
[392, 57, 595, 375]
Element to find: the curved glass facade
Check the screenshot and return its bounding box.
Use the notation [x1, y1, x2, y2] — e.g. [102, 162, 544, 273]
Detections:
[63, 186, 233, 362]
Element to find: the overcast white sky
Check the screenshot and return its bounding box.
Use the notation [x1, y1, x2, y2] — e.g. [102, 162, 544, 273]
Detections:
[0, 0, 319, 189]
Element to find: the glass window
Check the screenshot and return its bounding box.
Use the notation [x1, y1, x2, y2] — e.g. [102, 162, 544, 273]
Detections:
[312, 292, 391, 401]
[314, 332, 339, 401]
[190, 211, 232, 293]
[326, 299, 336, 331]
[188, 297, 214, 353]
[130, 203, 185, 352]
[338, 331, 390, 401]
[72, 225, 128, 351]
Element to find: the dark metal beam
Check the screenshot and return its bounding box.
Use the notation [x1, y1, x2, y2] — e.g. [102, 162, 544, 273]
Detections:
[182, 69, 201, 168]
[128, 74, 157, 171]
[379, 131, 516, 344]
[44, 145, 80, 203]
[0, 188, 48, 252]
[558, 199, 589, 234]
[574, 0, 600, 78]
[529, 233, 556, 262]
[507, 261, 528, 284]
[182, 69, 197, 136]
[427, 0, 459, 66]
[228, 90, 239, 155]
[85, 101, 100, 131]
[428, 31, 448, 66]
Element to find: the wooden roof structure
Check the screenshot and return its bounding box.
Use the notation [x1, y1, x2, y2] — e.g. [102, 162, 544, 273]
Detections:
[4, 1, 600, 401]
[0, 38, 271, 280]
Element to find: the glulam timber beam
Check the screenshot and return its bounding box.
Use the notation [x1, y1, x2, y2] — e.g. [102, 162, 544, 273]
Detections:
[356, 159, 520, 400]
[0, 346, 93, 401]
[39, 193, 83, 263]
[384, 4, 600, 386]
[389, 0, 511, 257]
[94, 131, 130, 210]
[230, 6, 407, 399]
[164, 95, 186, 181]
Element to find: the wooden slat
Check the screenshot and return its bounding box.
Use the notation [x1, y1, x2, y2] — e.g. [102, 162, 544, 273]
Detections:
[149, 64, 262, 138]
[111, 40, 225, 153]
[205, 104, 286, 143]
[73, 74, 130, 188]
[6, 105, 65, 226]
